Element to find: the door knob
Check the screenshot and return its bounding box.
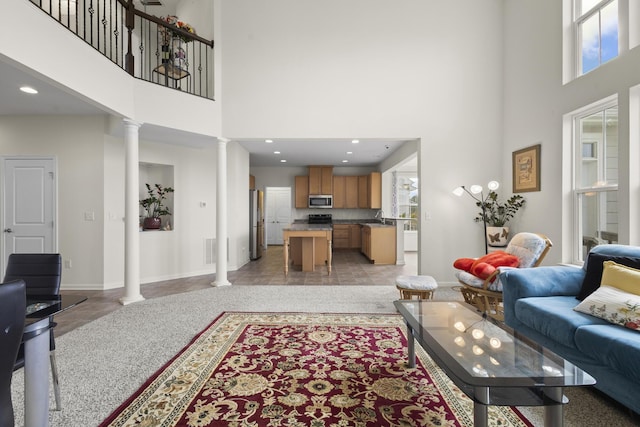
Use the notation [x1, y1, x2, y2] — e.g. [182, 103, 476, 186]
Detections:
[4, 228, 12, 233]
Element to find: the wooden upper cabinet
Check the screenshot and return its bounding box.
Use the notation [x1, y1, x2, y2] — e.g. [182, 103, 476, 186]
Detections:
[368, 172, 381, 209]
[333, 176, 346, 209]
[358, 175, 369, 208]
[357, 172, 381, 209]
[321, 167, 333, 194]
[295, 176, 309, 208]
[308, 166, 333, 195]
[345, 176, 359, 209]
[309, 167, 321, 194]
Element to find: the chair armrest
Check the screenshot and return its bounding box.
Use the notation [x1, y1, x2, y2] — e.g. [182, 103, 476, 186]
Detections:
[501, 265, 585, 326]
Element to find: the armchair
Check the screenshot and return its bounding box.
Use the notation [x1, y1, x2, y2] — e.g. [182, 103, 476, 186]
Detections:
[454, 232, 552, 321]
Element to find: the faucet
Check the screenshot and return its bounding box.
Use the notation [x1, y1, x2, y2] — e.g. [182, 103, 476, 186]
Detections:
[375, 210, 385, 224]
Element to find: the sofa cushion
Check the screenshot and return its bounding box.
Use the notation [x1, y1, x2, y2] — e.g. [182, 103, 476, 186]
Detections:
[575, 324, 640, 384]
[574, 285, 640, 331]
[576, 253, 640, 300]
[515, 296, 610, 346]
[601, 261, 640, 295]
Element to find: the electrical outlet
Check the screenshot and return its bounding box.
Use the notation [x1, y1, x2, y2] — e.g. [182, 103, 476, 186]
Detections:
[64, 259, 72, 269]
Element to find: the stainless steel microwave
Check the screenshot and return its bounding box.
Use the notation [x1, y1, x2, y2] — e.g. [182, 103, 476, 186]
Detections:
[309, 195, 333, 208]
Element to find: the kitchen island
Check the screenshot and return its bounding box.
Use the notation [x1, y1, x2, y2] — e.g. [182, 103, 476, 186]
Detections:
[283, 223, 332, 275]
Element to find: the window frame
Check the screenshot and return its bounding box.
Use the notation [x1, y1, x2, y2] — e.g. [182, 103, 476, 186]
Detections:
[573, 0, 619, 76]
[571, 97, 619, 263]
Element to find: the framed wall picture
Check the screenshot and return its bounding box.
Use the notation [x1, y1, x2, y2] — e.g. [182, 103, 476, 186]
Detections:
[512, 144, 541, 193]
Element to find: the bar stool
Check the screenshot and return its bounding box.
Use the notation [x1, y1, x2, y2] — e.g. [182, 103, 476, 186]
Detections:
[396, 275, 438, 300]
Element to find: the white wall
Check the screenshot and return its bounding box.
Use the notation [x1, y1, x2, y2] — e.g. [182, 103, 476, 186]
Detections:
[135, 141, 218, 284]
[0, 116, 106, 287]
[0, 115, 220, 289]
[227, 141, 251, 269]
[502, 1, 640, 262]
[222, 0, 505, 282]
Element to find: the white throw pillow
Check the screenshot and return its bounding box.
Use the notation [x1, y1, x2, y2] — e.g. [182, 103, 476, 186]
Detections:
[574, 285, 640, 331]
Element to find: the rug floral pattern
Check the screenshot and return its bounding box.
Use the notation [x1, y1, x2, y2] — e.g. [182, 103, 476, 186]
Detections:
[101, 313, 532, 427]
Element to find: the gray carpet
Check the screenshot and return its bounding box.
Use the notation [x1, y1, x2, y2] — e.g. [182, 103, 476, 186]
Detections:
[10, 284, 638, 426]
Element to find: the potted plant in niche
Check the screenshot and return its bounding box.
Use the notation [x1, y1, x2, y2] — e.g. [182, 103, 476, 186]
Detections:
[140, 183, 175, 230]
[474, 191, 526, 246]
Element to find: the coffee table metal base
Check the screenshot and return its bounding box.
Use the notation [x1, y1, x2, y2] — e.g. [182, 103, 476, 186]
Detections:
[404, 323, 566, 427]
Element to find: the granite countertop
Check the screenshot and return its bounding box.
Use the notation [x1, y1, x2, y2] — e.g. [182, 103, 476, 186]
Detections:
[283, 223, 332, 231]
[291, 219, 396, 228]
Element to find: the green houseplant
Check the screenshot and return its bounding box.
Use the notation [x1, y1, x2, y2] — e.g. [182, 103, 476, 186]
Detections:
[474, 191, 525, 227]
[140, 183, 174, 230]
[474, 191, 525, 247]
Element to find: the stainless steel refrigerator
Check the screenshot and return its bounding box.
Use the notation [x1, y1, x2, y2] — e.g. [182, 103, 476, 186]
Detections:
[249, 189, 264, 260]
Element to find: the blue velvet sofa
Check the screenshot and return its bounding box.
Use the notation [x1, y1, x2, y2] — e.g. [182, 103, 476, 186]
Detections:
[501, 244, 640, 415]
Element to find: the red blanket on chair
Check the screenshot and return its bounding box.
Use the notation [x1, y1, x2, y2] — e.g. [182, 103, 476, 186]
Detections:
[454, 251, 520, 280]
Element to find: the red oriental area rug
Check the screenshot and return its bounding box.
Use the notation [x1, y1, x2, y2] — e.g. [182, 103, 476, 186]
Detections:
[100, 312, 533, 427]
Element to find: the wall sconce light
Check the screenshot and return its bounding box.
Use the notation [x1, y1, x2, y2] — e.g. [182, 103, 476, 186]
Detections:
[452, 181, 499, 254]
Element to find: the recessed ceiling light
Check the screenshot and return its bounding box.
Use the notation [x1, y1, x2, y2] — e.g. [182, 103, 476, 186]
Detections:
[265, 139, 273, 143]
[351, 139, 359, 144]
[346, 151, 353, 155]
[280, 159, 287, 163]
[20, 86, 38, 94]
[274, 151, 280, 154]
[342, 160, 349, 163]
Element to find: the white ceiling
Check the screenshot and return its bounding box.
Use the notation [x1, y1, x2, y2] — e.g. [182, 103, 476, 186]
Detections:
[0, 58, 105, 116]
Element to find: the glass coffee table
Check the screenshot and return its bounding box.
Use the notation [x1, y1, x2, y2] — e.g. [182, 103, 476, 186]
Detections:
[394, 300, 595, 427]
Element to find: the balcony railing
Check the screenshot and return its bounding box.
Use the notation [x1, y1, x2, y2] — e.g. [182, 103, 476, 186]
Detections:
[28, 0, 215, 100]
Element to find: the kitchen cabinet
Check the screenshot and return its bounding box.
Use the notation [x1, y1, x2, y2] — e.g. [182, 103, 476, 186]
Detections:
[333, 224, 363, 249]
[345, 176, 359, 208]
[349, 224, 361, 248]
[332, 176, 346, 209]
[332, 224, 350, 248]
[289, 235, 329, 267]
[295, 176, 309, 208]
[368, 172, 381, 209]
[332, 176, 359, 209]
[361, 224, 395, 264]
[309, 166, 333, 195]
[358, 176, 368, 208]
[358, 172, 382, 209]
[284, 225, 332, 274]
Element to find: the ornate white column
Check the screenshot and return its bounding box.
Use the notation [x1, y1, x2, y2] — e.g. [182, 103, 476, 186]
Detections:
[212, 137, 231, 287]
[120, 119, 145, 305]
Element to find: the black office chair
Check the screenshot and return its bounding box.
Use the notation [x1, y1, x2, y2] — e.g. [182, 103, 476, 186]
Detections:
[4, 253, 63, 411]
[0, 280, 26, 427]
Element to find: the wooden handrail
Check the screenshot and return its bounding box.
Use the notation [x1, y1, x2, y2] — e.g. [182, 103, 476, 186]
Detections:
[134, 8, 214, 48]
[29, 0, 215, 98]
[116, 0, 214, 48]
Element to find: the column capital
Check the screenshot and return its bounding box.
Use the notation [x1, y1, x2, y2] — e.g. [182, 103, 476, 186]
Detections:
[123, 118, 143, 129]
[217, 137, 231, 145]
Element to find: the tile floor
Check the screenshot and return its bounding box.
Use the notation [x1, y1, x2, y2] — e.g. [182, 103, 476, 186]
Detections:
[56, 247, 419, 336]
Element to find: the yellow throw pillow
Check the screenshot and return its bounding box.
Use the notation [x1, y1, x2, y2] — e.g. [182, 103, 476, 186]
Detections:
[600, 261, 640, 295]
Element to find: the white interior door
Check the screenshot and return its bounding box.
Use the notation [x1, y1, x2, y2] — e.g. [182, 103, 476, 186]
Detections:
[265, 187, 291, 245]
[2, 157, 56, 272]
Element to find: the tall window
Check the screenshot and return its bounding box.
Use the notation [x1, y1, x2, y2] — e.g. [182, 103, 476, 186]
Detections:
[575, 0, 619, 75]
[573, 100, 618, 261]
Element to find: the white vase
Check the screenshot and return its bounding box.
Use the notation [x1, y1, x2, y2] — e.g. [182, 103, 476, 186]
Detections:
[486, 226, 509, 247]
